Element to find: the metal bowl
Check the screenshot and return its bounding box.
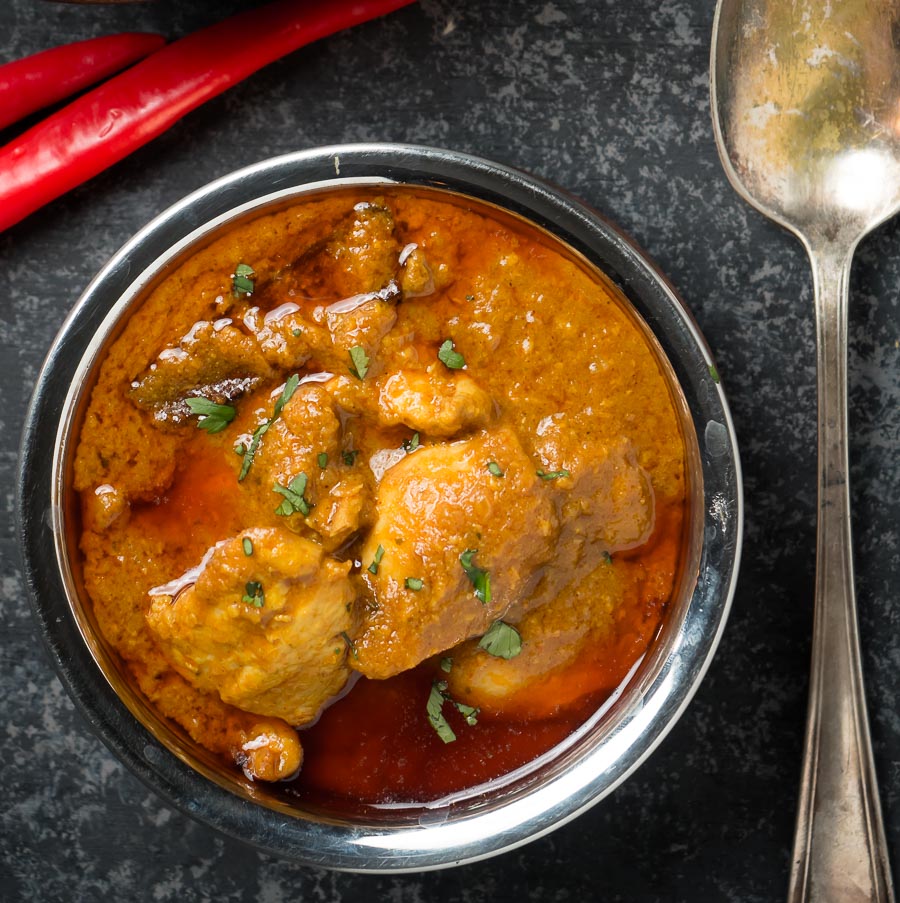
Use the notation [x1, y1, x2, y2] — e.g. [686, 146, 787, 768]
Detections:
[18, 143, 742, 871]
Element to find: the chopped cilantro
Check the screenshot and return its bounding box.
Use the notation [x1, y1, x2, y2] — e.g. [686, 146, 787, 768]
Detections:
[600, 550, 613, 564]
[708, 363, 720, 383]
[437, 338, 465, 369]
[453, 700, 479, 726]
[317, 452, 328, 469]
[403, 432, 420, 453]
[440, 657, 453, 674]
[238, 375, 299, 481]
[342, 449, 360, 466]
[232, 263, 255, 297]
[460, 549, 491, 605]
[537, 469, 570, 481]
[427, 681, 456, 744]
[487, 461, 504, 478]
[405, 577, 424, 591]
[291, 327, 302, 337]
[242, 580, 264, 608]
[272, 373, 299, 418]
[273, 473, 311, 516]
[234, 442, 246, 456]
[367, 544, 385, 575]
[349, 345, 370, 380]
[185, 397, 235, 434]
[242, 537, 253, 557]
[479, 621, 522, 659]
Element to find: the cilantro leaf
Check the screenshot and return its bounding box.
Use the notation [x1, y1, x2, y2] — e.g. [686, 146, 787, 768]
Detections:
[317, 452, 328, 469]
[437, 339, 465, 369]
[232, 263, 255, 298]
[273, 473, 311, 517]
[242, 580, 264, 608]
[478, 620, 522, 659]
[453, 699, 479, 726]
[402, 432, 420, 453]
[367, 544, 385, 575]
[349, 346, 370, 380]
[487, 461, 504, 478]
[537, 469, 571, 481]
[427, 681, 456, 744]
[272, 373, 300, 418]
[242, 537, 253, 556]
[460, 549, 491, 605]
[342, 449, 360, 466]
[440, 657, 453, 674]
[405, 577, 424, 591]
[238, 375, 300, 481]
[185, 397, 236, 434]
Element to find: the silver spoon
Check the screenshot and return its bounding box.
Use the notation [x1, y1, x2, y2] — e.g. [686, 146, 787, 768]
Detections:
[710, 1, 898, 900]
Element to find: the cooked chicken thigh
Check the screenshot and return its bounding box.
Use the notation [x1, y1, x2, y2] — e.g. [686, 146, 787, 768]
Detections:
[146, 527, 356, 726]
[354, 428, 559, 679]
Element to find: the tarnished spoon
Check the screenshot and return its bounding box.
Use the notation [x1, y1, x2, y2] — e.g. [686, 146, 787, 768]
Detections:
[710, 0, 899, 900]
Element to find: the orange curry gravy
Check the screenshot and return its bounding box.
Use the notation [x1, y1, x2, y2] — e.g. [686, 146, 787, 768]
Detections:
[73, 186, 689, 805]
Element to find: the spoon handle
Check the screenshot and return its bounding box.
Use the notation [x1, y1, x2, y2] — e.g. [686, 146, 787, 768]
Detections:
[789, 243, 894, 903]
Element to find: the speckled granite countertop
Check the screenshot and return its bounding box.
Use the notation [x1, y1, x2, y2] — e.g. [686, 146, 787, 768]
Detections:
[1, 1, 898, 900]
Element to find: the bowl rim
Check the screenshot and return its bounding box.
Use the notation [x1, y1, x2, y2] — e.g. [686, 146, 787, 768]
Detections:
[17, 142, 743, 872]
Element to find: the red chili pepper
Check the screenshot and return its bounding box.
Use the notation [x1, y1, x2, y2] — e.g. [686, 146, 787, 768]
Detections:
[0, 33, 166, 133]
[0, 0, 416, 233]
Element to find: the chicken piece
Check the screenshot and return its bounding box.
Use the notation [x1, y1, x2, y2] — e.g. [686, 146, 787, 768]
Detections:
[253, 288, 399, 375]
[326, 367, 494, 439]
[323, 202, 401, 298]
[306, 473, 372, 552]
[534, 429, 655, 555]
[130, 320, 273, 424]
[445, 563, 623, 715]
[377, 368, 494, 436]
[444, 439, 658, 714]
[398, 244, 435, 298]
[242, 383, 372, 546]
[146, 527, 356, 726]
[354, 428, 559, 679]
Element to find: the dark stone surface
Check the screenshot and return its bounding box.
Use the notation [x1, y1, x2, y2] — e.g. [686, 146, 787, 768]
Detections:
[1, 0, 898, 900]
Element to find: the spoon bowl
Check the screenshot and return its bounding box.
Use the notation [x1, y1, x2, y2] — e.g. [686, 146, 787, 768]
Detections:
[711, 1, 900, 901]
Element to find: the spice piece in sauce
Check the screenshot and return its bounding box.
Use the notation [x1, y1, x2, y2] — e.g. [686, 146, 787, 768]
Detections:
[242, 537, 253, 556]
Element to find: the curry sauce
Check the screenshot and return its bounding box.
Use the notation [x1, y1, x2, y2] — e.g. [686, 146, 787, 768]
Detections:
[73, 186, 688, 803]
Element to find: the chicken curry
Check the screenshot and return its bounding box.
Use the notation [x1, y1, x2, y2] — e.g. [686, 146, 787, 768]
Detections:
[72, 186, 689, 804]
